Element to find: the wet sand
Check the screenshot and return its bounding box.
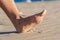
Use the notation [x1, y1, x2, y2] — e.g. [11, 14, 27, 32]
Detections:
[0, 2, 60, 40]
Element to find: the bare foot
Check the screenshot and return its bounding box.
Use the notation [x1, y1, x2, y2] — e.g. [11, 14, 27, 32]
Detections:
[15, 10, 47, 33]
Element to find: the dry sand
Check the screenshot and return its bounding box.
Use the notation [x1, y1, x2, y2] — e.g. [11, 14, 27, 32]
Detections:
[0, 1, 60, 40]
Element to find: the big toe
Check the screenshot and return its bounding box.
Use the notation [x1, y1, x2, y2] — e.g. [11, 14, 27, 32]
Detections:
[35, 9, 47, 23]
[40, 9, 47, 16]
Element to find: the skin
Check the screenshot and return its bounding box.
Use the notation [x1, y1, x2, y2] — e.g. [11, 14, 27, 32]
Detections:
[0, 0, 47, 33]
[0, 0, 21, 19]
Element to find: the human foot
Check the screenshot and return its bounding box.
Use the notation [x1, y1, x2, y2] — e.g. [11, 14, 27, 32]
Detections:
[15, 10, 47, 33]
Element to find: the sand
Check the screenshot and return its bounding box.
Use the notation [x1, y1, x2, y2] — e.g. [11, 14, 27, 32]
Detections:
[0, 1, 60, 40]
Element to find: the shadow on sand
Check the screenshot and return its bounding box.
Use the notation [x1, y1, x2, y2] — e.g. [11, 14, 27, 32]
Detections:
[0, 31, 18, 34]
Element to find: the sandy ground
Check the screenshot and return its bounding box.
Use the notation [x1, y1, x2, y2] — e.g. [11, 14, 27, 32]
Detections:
[0, 1, 60, 40]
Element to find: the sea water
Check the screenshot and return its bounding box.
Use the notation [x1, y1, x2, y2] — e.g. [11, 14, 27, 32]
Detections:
[14, 0, 59, 2]
[14, 0, 42, 2]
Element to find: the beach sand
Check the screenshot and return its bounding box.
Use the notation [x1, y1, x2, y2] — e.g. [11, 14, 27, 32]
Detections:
[0, 2, 60, 40]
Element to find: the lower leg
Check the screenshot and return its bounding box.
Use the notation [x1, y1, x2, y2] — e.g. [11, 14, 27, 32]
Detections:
[0, 0, 22, 30]
[0, 0, 21, 19]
